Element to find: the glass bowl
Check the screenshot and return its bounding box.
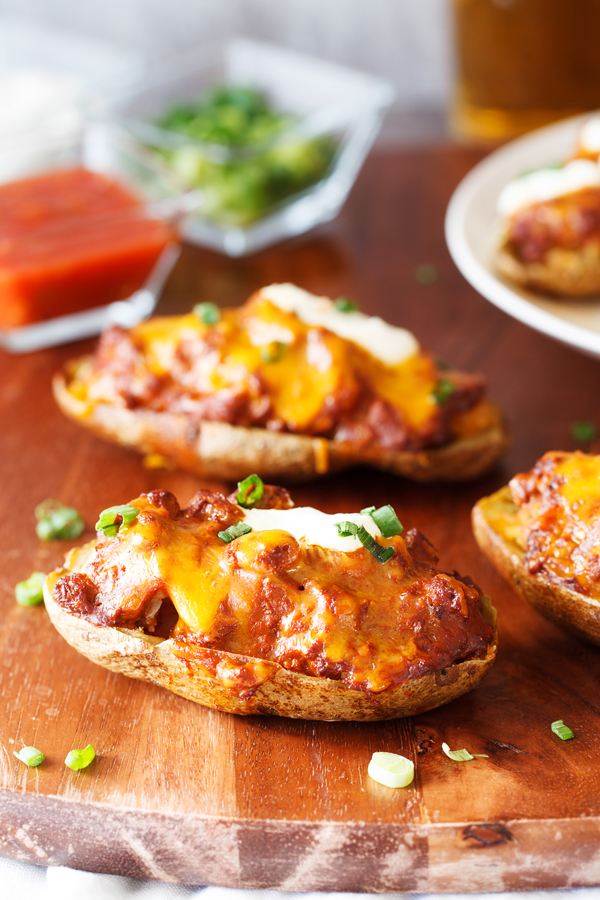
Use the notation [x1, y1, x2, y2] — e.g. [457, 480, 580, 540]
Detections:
[0, 122, 189, 353]
[115, 38, 394, 256]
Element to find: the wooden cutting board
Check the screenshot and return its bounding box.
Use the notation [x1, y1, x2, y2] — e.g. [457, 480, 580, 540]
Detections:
[2, 148, 600, 892]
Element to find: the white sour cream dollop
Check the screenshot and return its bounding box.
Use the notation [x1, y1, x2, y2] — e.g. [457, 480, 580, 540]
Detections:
[497, 158, 600, 217]
[259, 283, 419, 367]
[242, 506, 382, 553]
[579, 116, 600, 155]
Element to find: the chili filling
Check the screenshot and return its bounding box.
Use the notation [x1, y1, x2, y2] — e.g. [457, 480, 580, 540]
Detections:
[504, 187, 600, 265]
[67, 287, 497, 455]
[53, 486, 494, 697]
[510, 450, 600, 597]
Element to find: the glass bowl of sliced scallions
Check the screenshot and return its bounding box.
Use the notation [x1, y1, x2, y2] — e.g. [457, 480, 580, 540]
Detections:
[113, 39, 394, 256]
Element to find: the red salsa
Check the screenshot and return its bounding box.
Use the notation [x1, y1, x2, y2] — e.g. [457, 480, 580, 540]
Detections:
[0, 168, 174, 329]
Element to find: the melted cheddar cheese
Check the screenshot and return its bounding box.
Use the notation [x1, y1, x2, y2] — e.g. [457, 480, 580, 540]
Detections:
[53, 488, 494, 697]
[510, 451, 600, 597]
[71, 285, 492, 454]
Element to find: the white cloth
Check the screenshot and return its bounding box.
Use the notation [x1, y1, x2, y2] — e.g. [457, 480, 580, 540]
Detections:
[2, 857, 600, 900]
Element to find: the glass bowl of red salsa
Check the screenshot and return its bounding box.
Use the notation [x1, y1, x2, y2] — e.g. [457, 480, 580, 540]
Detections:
[0, 122, 190, 353]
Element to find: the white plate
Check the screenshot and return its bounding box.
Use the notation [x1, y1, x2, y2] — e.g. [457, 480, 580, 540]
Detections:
[445, 113, 600, 359]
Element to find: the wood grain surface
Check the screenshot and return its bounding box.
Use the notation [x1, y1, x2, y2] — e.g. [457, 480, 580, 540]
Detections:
[2, 146, 600, 892]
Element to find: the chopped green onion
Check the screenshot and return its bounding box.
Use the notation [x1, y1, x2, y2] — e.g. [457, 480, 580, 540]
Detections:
[260, 341, 286, 363]
[356, 526, 395, 563]
[95, 504, 139, 537]
[218, 521, 253, 543]
[65, 744, 95, 770]
[432, 378, 456, 405]
[368, 752, 414, 788]
[334, 296, 359, 313]
[570, 420, 597, 443]
[415, 263, 437, 286]
[360, 506, 375, 516]
[35, 499, 84, 541]
[14, 746, 45, 767]
[442, 741, 488, 761]
[370, 504, 404, 538]
[334, 520, 358, 538]
[193, 302, 220, 325]
[15, 572, 45, 607]
[236, 474, 265, 509]
[551, 719, 574, 741]
[334, 520, 395, 563]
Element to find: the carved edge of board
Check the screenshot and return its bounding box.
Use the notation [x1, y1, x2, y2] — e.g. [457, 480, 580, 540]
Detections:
[1, 791, 600, 891]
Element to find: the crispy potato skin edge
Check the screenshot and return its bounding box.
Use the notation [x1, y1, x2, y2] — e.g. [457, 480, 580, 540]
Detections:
[497, 242, 600, 297]
[43, 565, 498, 721]
[472, 486, 600, 646]
[53, 358, 509, 483]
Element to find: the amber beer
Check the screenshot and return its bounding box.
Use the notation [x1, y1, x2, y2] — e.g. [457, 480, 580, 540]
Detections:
[451, 0, 600, 143]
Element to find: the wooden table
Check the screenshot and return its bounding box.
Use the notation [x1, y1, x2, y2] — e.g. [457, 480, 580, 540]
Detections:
[2, 146, 600, 893]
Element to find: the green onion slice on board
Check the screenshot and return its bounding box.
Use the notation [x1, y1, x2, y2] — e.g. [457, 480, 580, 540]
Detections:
[14, 746, 45, 767]
[551, 719, 574, 741]
[15, 572, 45, 607]
[442, 742, 488, 761]
[65, 744, 95, 770]
[368, 752, 414, 788]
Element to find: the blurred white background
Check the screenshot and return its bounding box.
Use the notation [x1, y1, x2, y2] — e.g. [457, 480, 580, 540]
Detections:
[0, 0, 453, 141]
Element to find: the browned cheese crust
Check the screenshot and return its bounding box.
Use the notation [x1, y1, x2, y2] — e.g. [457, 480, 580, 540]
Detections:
[54, 357, 509, 484]
[44, 566, 497, 721]
[43, 484, 498, 721]
[472, 486, 600, 645]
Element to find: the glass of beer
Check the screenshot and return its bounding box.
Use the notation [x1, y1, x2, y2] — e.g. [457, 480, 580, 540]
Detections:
[451, 0, 600, 144]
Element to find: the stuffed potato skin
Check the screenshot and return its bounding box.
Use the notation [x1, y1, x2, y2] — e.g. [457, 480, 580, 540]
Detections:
[497, 189, 600, 298]
[53, 356, 509, 484]
[473, 484, 600, 646]
[44, 566, 497, 721]
[44, 487, 498, 720]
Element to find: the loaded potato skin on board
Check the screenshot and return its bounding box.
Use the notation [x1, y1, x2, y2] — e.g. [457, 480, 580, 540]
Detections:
[473, 450, 600, 645]
[45, 479, 497, 720]
[53, 284, 508, 483]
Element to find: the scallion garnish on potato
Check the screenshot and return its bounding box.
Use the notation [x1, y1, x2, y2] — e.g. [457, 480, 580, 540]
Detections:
[551, 719, 574, 741]
[14, 746, 45, 767]
[193, 302, 220, 326]
[334, 520, 359, 538]
[95, 505, 139, 538]
[15, 572, 45, 607]
[433, 378, 456, 405]
[334, 297, 359, 313]
[35, 499, 84, 541]
[334, 520, 395, 563]
[260, 341, 286, 363]
[356, 526, 395, 564]
[218, 522, 253, 543]
[236, 474, 264, 509]
[65, 744, 96, 770]
[369, 504, 404, 538]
